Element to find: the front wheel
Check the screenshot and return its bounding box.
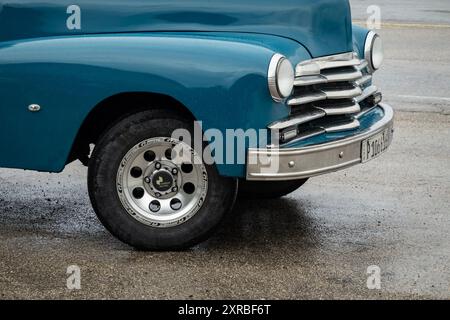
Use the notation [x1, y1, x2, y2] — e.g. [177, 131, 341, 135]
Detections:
[88, 109, 237, 250]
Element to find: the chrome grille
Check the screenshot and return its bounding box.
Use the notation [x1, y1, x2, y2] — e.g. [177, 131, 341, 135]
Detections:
[271, 52, 382, 145]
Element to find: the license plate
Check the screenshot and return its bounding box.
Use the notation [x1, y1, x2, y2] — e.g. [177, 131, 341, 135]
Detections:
[361, 127, 392, 163]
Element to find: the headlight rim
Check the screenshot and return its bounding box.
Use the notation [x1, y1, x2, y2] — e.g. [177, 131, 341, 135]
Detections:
[364, 30, 383, 73]
[268, 53, 294, 102]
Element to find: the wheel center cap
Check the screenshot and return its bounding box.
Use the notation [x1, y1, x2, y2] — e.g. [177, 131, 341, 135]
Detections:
[151, 171, 174, 192]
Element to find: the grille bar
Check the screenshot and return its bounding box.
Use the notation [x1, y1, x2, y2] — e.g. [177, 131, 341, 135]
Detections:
[282, 110, 368, 146]
[355, 74, 372, 86]
[325, 119, 360, 133]
[269, 100, 362, 131]
[317, 101, 361, 116]
[294, 75, 328, 86]
[323, 69, 363, 82]
[269, 108, 326, 131]
[355, 85, 378, 103]
[287, 118, 361, 146]
[294, 69, 363, 86]
[296, 55, 361, 75]
[287, 92, 327, 106]
[287, 86, 362, 106]
[321, 86, 363, 100]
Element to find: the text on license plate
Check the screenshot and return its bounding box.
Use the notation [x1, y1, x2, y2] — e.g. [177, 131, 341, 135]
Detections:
[361, 127, 392, 163]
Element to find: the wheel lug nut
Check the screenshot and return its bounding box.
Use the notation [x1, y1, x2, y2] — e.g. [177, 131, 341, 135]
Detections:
[172, 168, 178, 175]
[172, 187, 178, 193]
[144, 177, 151, 184]
[155, 162, 161, 170]
[155, 192, 162, 198]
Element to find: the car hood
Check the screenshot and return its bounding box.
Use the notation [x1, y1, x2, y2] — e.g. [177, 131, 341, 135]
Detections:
[0, 0, 353, 58]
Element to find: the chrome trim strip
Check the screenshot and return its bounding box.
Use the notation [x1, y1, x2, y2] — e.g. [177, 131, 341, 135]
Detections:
[296, 52, 364, 77]
[268, 109, 326, 130]
[356, 60, 369, 71]
[324, 119, 360, 133]
[268, 101, 361, 131]
[322, 87, 363, 99]
[317, 102, 361, 116]
[269, 106, 362, 134]
[355, 105, 379, 120]
[355, 85, 378, 103]
[317, 58, 362, 70]
[294, 128, 326, 142]
[296, 57, 361, 76]
[284, 117, 361, 145]
[294, 75, 328, 86]
[288, 92, 327, 105]
[248, 159, 363, 180]
[294, 69, 363, 86]
[287, 86, 363, 106]
[355, 74, 372, 86]
[324, 69, 363, 82]
[246, 103, 394, 181]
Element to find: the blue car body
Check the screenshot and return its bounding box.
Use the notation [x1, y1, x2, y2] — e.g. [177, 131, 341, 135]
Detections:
[0, 0, 375, 178]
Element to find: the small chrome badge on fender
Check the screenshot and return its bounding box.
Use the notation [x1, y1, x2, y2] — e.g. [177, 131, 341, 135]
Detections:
[28, 104, 41, 112]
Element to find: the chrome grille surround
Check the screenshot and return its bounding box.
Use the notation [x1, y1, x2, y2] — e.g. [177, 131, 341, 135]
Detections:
[270, 52, 382, 146]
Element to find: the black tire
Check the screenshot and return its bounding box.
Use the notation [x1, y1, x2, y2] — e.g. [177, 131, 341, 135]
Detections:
[88, 109, 238, 251]
[238, 179, 308, 199]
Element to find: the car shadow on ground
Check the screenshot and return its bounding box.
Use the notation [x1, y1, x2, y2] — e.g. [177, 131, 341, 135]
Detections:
[0, 189, 322, 253]
[200, 196, 322, 252]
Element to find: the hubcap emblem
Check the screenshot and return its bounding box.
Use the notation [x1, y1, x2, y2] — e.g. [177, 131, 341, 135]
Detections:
[151, 171, 174, 192]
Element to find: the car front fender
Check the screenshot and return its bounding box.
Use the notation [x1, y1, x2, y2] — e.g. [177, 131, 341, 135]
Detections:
[0, 32, 310, 176]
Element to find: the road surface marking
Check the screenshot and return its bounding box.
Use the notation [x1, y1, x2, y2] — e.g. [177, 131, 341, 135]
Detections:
[353, 21, 450, 29]
[394, 95, 450, 102]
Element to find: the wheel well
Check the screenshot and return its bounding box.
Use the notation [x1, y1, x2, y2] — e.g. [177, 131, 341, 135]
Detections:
[68, 92, 196, 166]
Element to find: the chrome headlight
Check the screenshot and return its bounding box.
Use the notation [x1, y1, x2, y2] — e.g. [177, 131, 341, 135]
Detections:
[364, 31, 384, 73]
[268, 54, 294, 102]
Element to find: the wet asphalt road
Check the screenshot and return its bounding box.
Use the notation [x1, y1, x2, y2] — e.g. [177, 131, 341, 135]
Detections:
[1, 7, 450, 300]
[0, 111, 449, 300]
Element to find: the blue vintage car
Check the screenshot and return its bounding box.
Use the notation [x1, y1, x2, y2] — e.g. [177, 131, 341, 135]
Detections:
[0, 0, 393, 250]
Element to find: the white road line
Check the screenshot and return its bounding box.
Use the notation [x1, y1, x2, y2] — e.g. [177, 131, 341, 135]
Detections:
[394, 95, 450, 102]
[352, 20, 450, 29]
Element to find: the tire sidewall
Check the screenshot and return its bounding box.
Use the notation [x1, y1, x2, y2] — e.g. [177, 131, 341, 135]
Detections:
[88, 110, 237, 250]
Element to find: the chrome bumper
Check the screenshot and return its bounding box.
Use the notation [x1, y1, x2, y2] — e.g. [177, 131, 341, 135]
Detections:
[246, 103, 394, 181]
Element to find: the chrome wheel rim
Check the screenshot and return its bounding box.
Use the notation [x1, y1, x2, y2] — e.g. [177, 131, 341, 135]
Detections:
[116, 137, 208, 228]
